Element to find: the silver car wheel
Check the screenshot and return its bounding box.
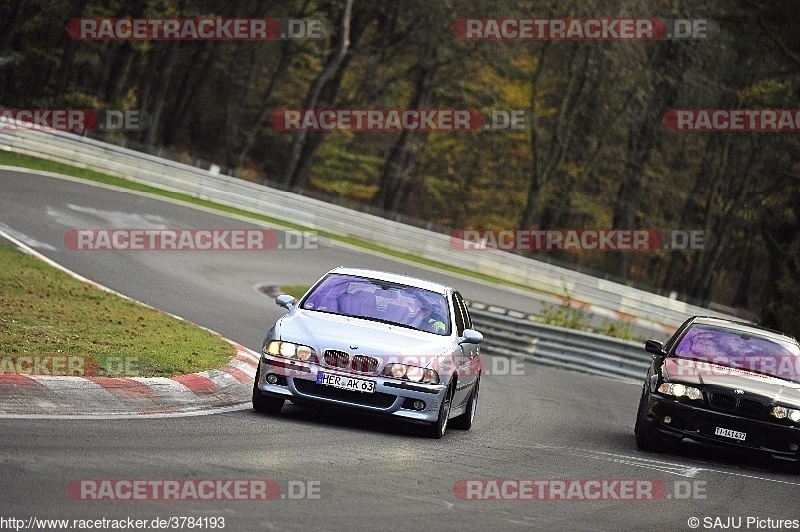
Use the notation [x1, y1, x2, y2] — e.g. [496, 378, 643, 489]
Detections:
[426, 384, 452, 439]
[252, 366, 285, 415]
[452, 378, 479, 430]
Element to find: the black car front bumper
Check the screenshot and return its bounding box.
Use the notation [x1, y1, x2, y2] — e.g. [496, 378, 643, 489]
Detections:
[644, 392, 800, 460]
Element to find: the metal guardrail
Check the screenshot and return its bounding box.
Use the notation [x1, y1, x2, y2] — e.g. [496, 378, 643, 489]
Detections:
[0, 119, 732, 329]
[467, 305, 651, 381]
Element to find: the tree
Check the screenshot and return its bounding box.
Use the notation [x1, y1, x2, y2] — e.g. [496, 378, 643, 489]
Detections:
[281, 0, 354, 189]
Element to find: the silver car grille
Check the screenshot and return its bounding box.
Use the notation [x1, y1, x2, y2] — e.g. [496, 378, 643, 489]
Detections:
[351, 355, 380, 374]
[322, 350, 380, 374]
[323, 349, 350, 368]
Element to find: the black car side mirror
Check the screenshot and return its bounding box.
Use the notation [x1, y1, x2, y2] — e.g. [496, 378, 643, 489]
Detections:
[644, 339, 665, 362]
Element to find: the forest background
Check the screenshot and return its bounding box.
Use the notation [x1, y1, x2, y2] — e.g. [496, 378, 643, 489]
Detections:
[2, 0, 799, 335]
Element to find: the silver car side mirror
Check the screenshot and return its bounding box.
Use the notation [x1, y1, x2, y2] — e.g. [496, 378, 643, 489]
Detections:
[275, 294, 296, 310]
[459, 329, 483, 345]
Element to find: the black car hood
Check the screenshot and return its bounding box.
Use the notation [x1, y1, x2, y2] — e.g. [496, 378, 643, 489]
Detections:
[664, 357, 800, 406]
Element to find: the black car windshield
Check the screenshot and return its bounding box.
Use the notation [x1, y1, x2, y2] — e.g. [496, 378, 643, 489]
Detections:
[301, 274, 451, 335]
[673, 324, 800, 381]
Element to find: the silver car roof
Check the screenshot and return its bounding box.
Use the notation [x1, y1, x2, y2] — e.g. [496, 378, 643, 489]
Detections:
[327, 267, 452, 295]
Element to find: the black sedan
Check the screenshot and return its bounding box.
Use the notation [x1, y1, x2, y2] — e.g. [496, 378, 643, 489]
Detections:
[635, 316, 800, 466]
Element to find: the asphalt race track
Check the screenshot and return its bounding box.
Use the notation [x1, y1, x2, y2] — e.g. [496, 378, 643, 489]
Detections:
[2, 169, 799, 531]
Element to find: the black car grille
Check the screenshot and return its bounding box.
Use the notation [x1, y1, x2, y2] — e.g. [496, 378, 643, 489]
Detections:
[710, 393, 736, 410]
[293, 379, 395, 408]
[709, 392, 766, 417]
[739, 398, 764, 415]
[351, 355, 379, 374]
[324, 350, 350, 369]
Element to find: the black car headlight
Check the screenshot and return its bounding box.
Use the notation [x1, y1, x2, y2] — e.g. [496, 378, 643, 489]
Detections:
[384, 363, 439, 384]
[264, 340, 315, 362]
[658, 382, 702, 400]
[771, 406, 800, 423]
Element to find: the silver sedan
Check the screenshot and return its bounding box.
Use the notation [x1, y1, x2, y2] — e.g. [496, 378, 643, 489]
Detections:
[252, 267, 483, 438]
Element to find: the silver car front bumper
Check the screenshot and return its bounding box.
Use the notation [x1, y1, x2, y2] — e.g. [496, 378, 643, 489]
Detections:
[257, 356, 447, 424]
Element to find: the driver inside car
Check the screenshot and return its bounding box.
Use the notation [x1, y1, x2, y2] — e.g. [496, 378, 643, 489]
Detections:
[414, 305, 446, 334]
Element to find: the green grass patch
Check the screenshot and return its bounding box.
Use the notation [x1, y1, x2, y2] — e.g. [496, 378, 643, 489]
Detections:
[0, 245, 235, 377]
[279, 285, 311, 300]
[598, 320, 637, 341]
[533, 294, 642, 341]
[534, 299, 589, 330]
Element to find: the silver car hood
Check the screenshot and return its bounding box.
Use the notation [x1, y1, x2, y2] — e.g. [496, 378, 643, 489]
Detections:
[277, 309, 450, 366]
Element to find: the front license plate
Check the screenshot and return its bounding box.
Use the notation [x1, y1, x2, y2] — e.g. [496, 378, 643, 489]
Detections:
[316, 372, 375, 394]
[714, 426, 746, 441]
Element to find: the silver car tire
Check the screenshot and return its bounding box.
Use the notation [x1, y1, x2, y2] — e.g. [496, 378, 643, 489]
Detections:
[451, 378, 479, 430]
[252, 366, 284, 415]
[425, 383, 453, 439]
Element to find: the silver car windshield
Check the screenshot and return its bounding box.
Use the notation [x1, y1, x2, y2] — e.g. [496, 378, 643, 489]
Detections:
[300, 274, 451, 335]
[673, 324, 800, 381]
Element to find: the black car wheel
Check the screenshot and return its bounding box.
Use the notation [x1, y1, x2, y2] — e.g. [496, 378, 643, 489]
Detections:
[252, 366, 284, 415]
[635, 385, 662, 451]
[451, 378, 479, 430]
[425, 383, 453, 439]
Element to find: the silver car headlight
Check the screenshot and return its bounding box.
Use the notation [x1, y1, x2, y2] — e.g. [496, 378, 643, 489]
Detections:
[658, 382, 702, 400]
[264, 340, 316, 362]
[384, 363, 439, 384]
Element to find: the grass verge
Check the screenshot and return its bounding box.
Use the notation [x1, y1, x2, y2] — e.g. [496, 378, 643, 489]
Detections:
[0, 244, 235, 377]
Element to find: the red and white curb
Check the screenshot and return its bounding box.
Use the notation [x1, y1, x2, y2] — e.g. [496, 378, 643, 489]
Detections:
[0, 229, 260, 418]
